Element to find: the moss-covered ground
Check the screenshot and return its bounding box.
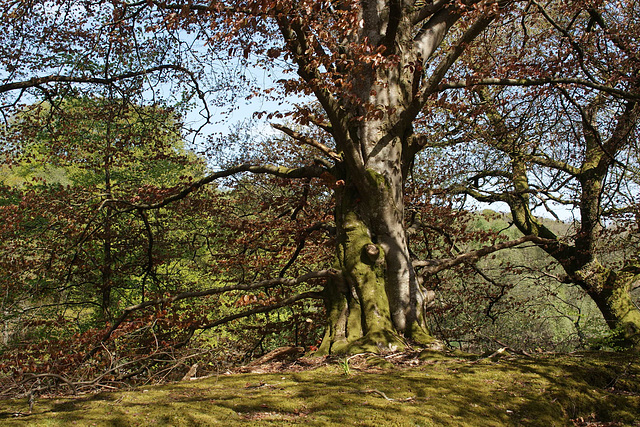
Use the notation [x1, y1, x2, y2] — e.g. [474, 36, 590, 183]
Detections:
[1, 351, 638, 426]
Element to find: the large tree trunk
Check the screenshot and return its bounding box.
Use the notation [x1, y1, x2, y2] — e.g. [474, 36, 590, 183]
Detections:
[299, 0, 480, 354]
[317, 144, 435, 355]
[318, 198, 403, 354]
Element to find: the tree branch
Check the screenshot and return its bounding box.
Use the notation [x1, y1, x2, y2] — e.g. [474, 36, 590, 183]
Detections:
[119, 163, 326, 211]
[411, 10, 497, 120]
[275, 16, 361, 173]
[446, 183, 510, 204]
[272, 124, 342, 162]
[199, 290, 324, 331]
[279, 223, 335, 278]
[530, 0, 598, 83]
[411, 0, 449, 26]
[0, 65, 202, 95]
[413, 234, 555, 275]
[84, 269, 337, 360]
[440, 78, 640, 101]
[524, 153, 581, 177]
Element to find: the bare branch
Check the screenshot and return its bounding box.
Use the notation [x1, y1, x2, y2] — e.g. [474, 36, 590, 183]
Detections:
[440, 78, 640, 101]
[413, 234, 555, 275]
[23, 373, 77, 394]
[272, 124, 342, 162]
[524, 153, 581, 177]
[446, 183, 510, 204]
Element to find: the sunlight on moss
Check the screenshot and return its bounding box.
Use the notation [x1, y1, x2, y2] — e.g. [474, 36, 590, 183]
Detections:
[1, 352, 638, 426]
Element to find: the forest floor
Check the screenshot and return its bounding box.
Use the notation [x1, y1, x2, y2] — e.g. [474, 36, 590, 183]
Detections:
[0, 349, 638, 426]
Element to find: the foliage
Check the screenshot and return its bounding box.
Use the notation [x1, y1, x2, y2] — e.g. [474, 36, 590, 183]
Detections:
[0, 98, 331, 389]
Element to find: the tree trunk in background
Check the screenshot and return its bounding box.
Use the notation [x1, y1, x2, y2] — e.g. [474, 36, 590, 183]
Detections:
[571, 260, 640, 350]
[509, 159, 640, 350]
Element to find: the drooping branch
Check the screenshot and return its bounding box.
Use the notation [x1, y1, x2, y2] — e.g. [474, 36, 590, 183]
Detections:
[1, 64, 212, 123]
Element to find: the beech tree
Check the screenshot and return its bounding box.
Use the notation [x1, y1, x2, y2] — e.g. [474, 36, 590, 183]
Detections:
[2, 0, 639, 358]
[427, 1, 640, 348]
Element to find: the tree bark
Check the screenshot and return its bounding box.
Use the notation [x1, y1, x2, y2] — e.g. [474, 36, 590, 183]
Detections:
[317, 154, 435, 354]
[570, 260, 640, 349]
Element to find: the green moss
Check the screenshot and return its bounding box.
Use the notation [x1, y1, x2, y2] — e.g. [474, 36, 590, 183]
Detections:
[408, 321, 437, 346]
[345, 329, 406, 354]
[364, 169, 390, 191]
[336, 210, 397, 351]
[366, 355, 395, 369]
[592, 268, 640, 350]
[2, 352, 637, 426]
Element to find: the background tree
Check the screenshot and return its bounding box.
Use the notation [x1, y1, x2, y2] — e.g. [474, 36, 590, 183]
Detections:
[0, 97, 212, 360]
[427, 1, 640, 348]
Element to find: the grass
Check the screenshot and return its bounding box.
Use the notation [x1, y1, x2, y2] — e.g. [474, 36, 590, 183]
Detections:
[0, 351, 638, 426]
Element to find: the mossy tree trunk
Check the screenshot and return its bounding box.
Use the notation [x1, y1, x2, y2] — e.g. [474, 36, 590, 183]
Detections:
[570, 261, 640, 349]
[315, 98, 437, 354]
[274, 1, 499, 354]
[317, 165, 433, 354]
